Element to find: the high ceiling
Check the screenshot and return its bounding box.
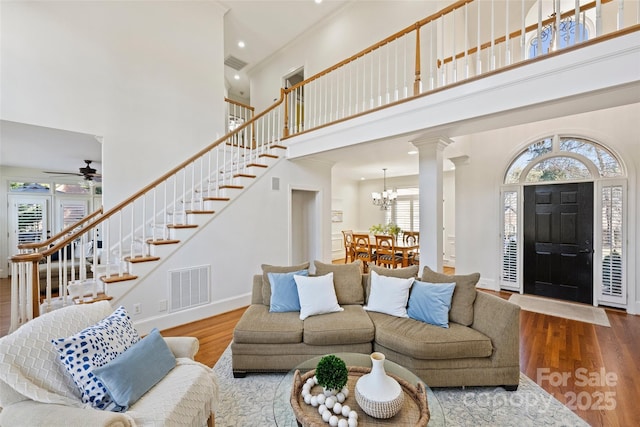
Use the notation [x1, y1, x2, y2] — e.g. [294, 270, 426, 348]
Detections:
[221, 0, 350, 100]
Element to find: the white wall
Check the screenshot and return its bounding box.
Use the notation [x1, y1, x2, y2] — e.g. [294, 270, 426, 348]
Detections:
[1, 1, 227, 209]
[452, 103, 639, 312]
[331, 177, 359, 260]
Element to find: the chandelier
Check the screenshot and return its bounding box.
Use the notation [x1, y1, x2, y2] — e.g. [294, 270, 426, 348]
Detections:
[371, 168, 397, 210]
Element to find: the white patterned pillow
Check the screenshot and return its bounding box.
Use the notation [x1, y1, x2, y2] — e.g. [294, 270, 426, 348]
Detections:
[51, 306, 140, 410]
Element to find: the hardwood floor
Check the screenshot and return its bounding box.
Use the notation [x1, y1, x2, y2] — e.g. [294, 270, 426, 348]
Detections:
[2, 273, 639, 426]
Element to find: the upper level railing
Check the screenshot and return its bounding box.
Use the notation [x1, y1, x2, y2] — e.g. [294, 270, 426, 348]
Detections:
[281, 0, 639, 137]
[9, 0, 638, 330]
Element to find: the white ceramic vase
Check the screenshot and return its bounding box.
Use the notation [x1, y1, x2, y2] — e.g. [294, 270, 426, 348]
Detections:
[354, 352, 404, 418]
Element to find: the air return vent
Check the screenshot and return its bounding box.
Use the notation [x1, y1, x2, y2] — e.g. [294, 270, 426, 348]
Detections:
[169, 265, 210, 312]
[224, 55, 248, 71]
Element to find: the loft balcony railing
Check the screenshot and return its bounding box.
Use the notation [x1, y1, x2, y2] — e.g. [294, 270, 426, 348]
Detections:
[281, 0, 639, 137]
[9, 0, 638, 330]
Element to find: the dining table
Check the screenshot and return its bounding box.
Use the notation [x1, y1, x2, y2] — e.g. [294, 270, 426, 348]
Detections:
[355, 233, 419, 268]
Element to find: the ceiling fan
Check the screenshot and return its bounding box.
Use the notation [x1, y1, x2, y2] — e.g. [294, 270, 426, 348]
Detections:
[44, 160, 102, 182]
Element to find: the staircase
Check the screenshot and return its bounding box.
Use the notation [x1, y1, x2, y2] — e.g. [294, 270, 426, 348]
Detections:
[9, 0, 639, 332]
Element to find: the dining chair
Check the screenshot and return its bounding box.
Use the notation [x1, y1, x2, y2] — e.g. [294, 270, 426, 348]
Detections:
[341, 230, 355, 263]
[352, 233, 376, 273]
[374, 234, 403, 269]
[402, 231, 420, 266]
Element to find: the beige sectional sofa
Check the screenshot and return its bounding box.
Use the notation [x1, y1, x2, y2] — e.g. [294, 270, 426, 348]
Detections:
[231, 261, 521, 390]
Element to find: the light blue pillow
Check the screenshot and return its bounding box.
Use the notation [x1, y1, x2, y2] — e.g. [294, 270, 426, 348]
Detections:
[93, 328, 176, 412]
[268, 269, 308, 312]
[51, 306, 140, 410]
[407, 280, 456, 328]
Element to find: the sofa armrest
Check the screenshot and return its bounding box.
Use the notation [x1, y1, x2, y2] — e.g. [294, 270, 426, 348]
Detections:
[164, 336, 199, 359]
[0, 401, 133, 427]
[471, 291, 520, 367]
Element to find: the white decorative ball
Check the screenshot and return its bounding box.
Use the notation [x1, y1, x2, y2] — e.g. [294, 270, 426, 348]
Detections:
[325, 397, 335, 409]
[324, 389, 335, 397]
[333, 402, 342, 415]
[317, 394, 326, 405]
[322, 410, 332, 422]
[304, 393, 312, 405]
[341, 387, 349, 398]
[310, 396, 319, 407]
[338, 419, 349, 427]
[336, 392, 345, 403]
[319, 404, 327, 415]
[348, 418, 358, 427]
[306, 378, 315, 386]
[313, 375, 319, 384]
[329, 415, 339, 427]
[348, 410, 358, 420]
[341, 405, 351, 417]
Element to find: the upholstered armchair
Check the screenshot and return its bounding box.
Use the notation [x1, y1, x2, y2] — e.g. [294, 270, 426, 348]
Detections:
[0, 301, 218, 427]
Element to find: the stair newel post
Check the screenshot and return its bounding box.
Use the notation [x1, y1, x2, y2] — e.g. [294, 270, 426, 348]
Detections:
[152, 187, 157, 242]
[190, 161, 196, 213]
[130, 201, 135, 259]
[92, 226, 99, 299]
[413, 22, 422, 95]
[118, 211, 124, 277]
[283, 87, 290, 138]
[182, 167, 187, 223]
[207, 150, 212, 200]
[199, 157, 205, 210]
[172, 174, 178, 227]
[142, 193, 147, 257]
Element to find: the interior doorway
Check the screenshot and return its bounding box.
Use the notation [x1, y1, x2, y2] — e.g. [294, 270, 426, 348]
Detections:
[523, 182, 594, 304]
[283, 67, 304, 133]
[291, 189, 319, 265]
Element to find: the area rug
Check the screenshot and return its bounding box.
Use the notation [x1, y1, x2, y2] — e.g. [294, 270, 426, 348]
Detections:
[212, 346, 588, 426]
[508, 294, 611, 327]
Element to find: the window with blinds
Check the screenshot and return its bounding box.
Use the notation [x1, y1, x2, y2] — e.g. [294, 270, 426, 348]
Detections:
[59, 201, 88, 232]
[17, 201, 46, 244]
[501, 190, 518, 288]
[600, 184, 624, 302]
[390, 188, 419, 232]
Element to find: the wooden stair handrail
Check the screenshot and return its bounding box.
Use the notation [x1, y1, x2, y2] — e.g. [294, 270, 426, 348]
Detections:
[17, 207, 103, 252]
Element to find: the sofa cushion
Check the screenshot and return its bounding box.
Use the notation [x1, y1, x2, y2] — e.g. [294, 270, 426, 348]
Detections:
[232, 305, 303, 344]
[93, 328, 176, 412]
[314, 260, 364, 305]
[51, 306, 140, 410]
[261, 262, 310, 305]
[366, 265, 419, 302]
[294, 273, 344, 320]
[364, 270, 414, 318]
[368, 311, 493, 360]
[421, 266, 480, 326]
[303, 305, 374, 346]
[407, 280, 456, 328]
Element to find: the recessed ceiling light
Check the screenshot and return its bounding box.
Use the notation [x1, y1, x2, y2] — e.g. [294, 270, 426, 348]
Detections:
[408, 150, 418, 155]
[360, 177, 365, 180]
[315, 0, 323, 4]
[238, 41, 245, 48]
[234, 74, 240, 80]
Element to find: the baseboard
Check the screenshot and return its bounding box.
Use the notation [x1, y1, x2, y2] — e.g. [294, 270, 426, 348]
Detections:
[134, 292, 251, 335]
[476, 277, 499, 291]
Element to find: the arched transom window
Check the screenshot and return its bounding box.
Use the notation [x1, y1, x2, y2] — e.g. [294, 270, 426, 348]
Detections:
[505, 136, 623, 184]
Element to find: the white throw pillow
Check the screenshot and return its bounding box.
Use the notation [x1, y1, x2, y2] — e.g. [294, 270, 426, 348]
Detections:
[294, 272, 344, 320]
[364, 270, 415, 318]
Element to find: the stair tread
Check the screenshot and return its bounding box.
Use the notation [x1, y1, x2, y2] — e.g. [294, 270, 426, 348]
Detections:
[101, 273, 138, 284]
[233, 173, 257, 178]
[219, 185, 244, 189]
[186, 210, 215, 214]
[203, 197, 230, 202]
[125, 255, 161, 263]
[270, 144, 286, 150]
[147, 239, 181, 245]
[247, 163, 268, 168]
[259, 153, 278, 159]
[73, 293, 113, 304]
[167, 224, 198, 229]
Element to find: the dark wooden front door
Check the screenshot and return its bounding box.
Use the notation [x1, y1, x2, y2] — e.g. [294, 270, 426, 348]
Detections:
[524, 182, 594, 304]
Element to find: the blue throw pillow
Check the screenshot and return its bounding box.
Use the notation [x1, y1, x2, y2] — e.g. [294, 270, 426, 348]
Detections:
[407, 280, 456, 328]
[51, 306, 140, 410]
[93, 328, 176, 412]
[268, 269, 308, 312]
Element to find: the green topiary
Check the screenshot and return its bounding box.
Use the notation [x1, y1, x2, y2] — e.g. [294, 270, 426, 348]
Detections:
[315, 355, 348, 391]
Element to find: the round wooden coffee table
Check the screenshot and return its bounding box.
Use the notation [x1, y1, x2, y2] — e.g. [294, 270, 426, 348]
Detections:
[273, 353, 444, 426]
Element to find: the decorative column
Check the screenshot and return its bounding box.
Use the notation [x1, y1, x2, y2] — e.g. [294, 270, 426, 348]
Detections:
[411, 136, 452, 273]
[449, 155, 470, 272]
